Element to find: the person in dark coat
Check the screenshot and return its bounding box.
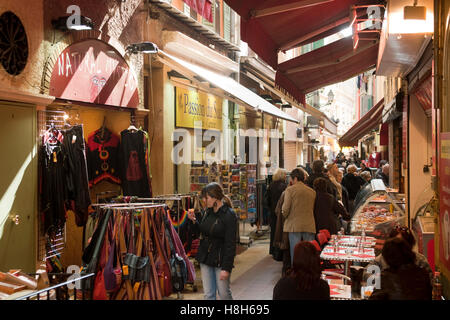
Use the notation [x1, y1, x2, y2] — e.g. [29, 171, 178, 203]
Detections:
[273, 241, 330, 300]
[312, 178, 350, 235]
[369, 238, 432, 300]
[341, 164, 366, 213]
[305, 159, 338, 199]
[376, 163, 390, 186]
[266, 168, 288, 258]
[188, 183, 237, 300]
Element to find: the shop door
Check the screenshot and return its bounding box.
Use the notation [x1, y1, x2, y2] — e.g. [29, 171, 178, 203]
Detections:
[284, 142, 297, 171]
[0, 102, 37, 273]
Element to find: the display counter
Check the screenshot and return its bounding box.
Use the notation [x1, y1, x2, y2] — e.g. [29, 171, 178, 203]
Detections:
[350, 179, 406, 238]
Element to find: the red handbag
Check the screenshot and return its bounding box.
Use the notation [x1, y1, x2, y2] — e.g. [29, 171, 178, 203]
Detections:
[93, 270, 108, 300]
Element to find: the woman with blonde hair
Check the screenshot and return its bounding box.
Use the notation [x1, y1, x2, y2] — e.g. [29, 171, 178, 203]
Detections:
[266, 168, 288, 260]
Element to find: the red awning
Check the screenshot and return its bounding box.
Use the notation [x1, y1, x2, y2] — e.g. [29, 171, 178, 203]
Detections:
[224, 0, 384, 106]
[276, 35, 379, 95]
[225, 0, 383, 68]
[339, 98, 384, 147]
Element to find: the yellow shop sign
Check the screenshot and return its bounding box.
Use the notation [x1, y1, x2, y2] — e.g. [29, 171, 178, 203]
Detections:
[175, 86, 222, 130]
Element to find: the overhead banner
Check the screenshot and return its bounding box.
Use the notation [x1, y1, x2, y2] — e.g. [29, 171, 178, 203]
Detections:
[182, 0, 213, 22]
[49, 39, 139, 108]
[175, 86, 222, 130]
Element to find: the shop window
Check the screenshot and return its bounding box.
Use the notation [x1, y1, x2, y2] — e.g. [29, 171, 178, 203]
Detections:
[0, 11, 28, 75]
[223, 2, 231, 42]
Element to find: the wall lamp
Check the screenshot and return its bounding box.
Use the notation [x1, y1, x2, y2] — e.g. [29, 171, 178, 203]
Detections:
[52, 15, 94, 31]
[404, 0, 426, 20]
[126, 42, 158, 54]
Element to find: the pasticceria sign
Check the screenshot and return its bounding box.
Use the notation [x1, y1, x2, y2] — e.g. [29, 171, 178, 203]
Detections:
[175, 86, 222, 130]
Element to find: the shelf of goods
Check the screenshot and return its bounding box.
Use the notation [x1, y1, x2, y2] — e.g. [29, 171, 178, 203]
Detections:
[350, 179, 406, 238]
[189, 163, 257, 221]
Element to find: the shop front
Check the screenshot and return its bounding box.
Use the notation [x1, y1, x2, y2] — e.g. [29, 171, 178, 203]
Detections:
[37, 38, 150, 269]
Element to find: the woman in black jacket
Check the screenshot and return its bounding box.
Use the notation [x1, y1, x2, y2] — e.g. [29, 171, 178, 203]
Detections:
[187, 183, 237, 300]
[273, 241, 330, 300]
[313, 178, 350, 235]
[369, 238, 432, 300]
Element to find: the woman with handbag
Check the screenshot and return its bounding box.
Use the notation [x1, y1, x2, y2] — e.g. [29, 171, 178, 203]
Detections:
[187, 183, 237, 300]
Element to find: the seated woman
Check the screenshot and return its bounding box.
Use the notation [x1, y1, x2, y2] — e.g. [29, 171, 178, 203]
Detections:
[363, 226, 433, 283]
[273, 241, 330, 300]
[313, 178, 350, 235]
[369, 238, 432, 300]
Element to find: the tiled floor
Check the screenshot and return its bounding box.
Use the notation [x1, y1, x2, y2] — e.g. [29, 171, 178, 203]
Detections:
[173, 235, 283, 301]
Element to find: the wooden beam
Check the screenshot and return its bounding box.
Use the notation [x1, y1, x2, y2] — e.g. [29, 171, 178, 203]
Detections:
[250, 0, 334, 19]
[279, 16, 349, 52]
[285, 41, 378, 75]
[279, 8, 372, 52]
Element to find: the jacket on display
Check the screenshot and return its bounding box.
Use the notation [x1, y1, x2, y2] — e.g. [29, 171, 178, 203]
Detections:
[119, 129, 151, 197]
[87, 128, 121, 187]
[63, 125, 91, 226]
[40, 129, 69, 233]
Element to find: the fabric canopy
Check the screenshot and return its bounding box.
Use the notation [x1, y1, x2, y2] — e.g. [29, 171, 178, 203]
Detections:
[158, 50, 299, 123]
[225, 0, 383, 68]
[339, 98, 384, 147]
[224, 0, 384, 104]
[276, 35, 379, 95]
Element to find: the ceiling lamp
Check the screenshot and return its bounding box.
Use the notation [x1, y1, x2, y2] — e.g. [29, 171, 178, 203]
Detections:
[52, 15, 94, 31]
[126, 42, 159, 54]
[404, 1, 426, 20]
[260, 94, 273, 101]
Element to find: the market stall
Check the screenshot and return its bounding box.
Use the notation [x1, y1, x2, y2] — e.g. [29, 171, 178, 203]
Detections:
[350, 179, 406, 238]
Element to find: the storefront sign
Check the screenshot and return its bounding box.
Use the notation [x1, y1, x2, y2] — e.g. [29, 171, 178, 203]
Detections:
[439, 132, 450, 270]
[175, 86, 222, 130]
[49, 39, 139, 108]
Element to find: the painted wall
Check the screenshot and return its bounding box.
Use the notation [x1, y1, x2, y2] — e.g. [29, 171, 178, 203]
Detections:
[408, 95, 432, 221]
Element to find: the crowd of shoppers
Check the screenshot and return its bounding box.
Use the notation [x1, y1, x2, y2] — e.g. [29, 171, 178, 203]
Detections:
[268, 151, 434, 300]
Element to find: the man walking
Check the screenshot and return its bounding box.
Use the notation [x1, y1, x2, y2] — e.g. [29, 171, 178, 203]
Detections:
[282, 168, 316, 265]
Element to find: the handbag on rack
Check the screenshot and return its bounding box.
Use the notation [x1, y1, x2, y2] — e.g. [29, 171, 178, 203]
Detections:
[149, 208, 172, 297]
[104, 215, 121, 294]
[80, 209, 112, 293]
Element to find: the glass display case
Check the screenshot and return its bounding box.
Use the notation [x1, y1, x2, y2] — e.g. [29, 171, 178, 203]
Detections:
[412, 186, 436, 258]
[350, 179, 406, 237]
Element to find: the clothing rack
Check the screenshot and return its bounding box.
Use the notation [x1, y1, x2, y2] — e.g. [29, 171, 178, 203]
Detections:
[84, 203, 194, 300]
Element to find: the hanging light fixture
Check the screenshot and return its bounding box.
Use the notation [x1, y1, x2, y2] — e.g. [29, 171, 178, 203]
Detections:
[52, 15, 94, 31]
[404, 0, 426, 20]
[126, 42, 159, 54]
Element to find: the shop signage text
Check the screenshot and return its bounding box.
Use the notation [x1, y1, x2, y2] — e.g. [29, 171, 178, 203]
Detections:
[175, 86, 222, 130]
[49, 39, 139, 108]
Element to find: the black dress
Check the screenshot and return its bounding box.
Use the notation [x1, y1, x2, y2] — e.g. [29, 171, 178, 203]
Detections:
[119, 129, 151, 197]
[40, 129, 69, 233]
[273, 277, 330, 300]
[63, 125, 91, 226]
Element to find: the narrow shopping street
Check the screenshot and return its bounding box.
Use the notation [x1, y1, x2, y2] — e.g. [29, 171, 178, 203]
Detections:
[1, 0, 450, 311]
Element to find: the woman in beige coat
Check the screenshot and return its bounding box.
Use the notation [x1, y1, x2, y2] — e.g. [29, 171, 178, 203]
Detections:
[282, 168, 317, 265]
